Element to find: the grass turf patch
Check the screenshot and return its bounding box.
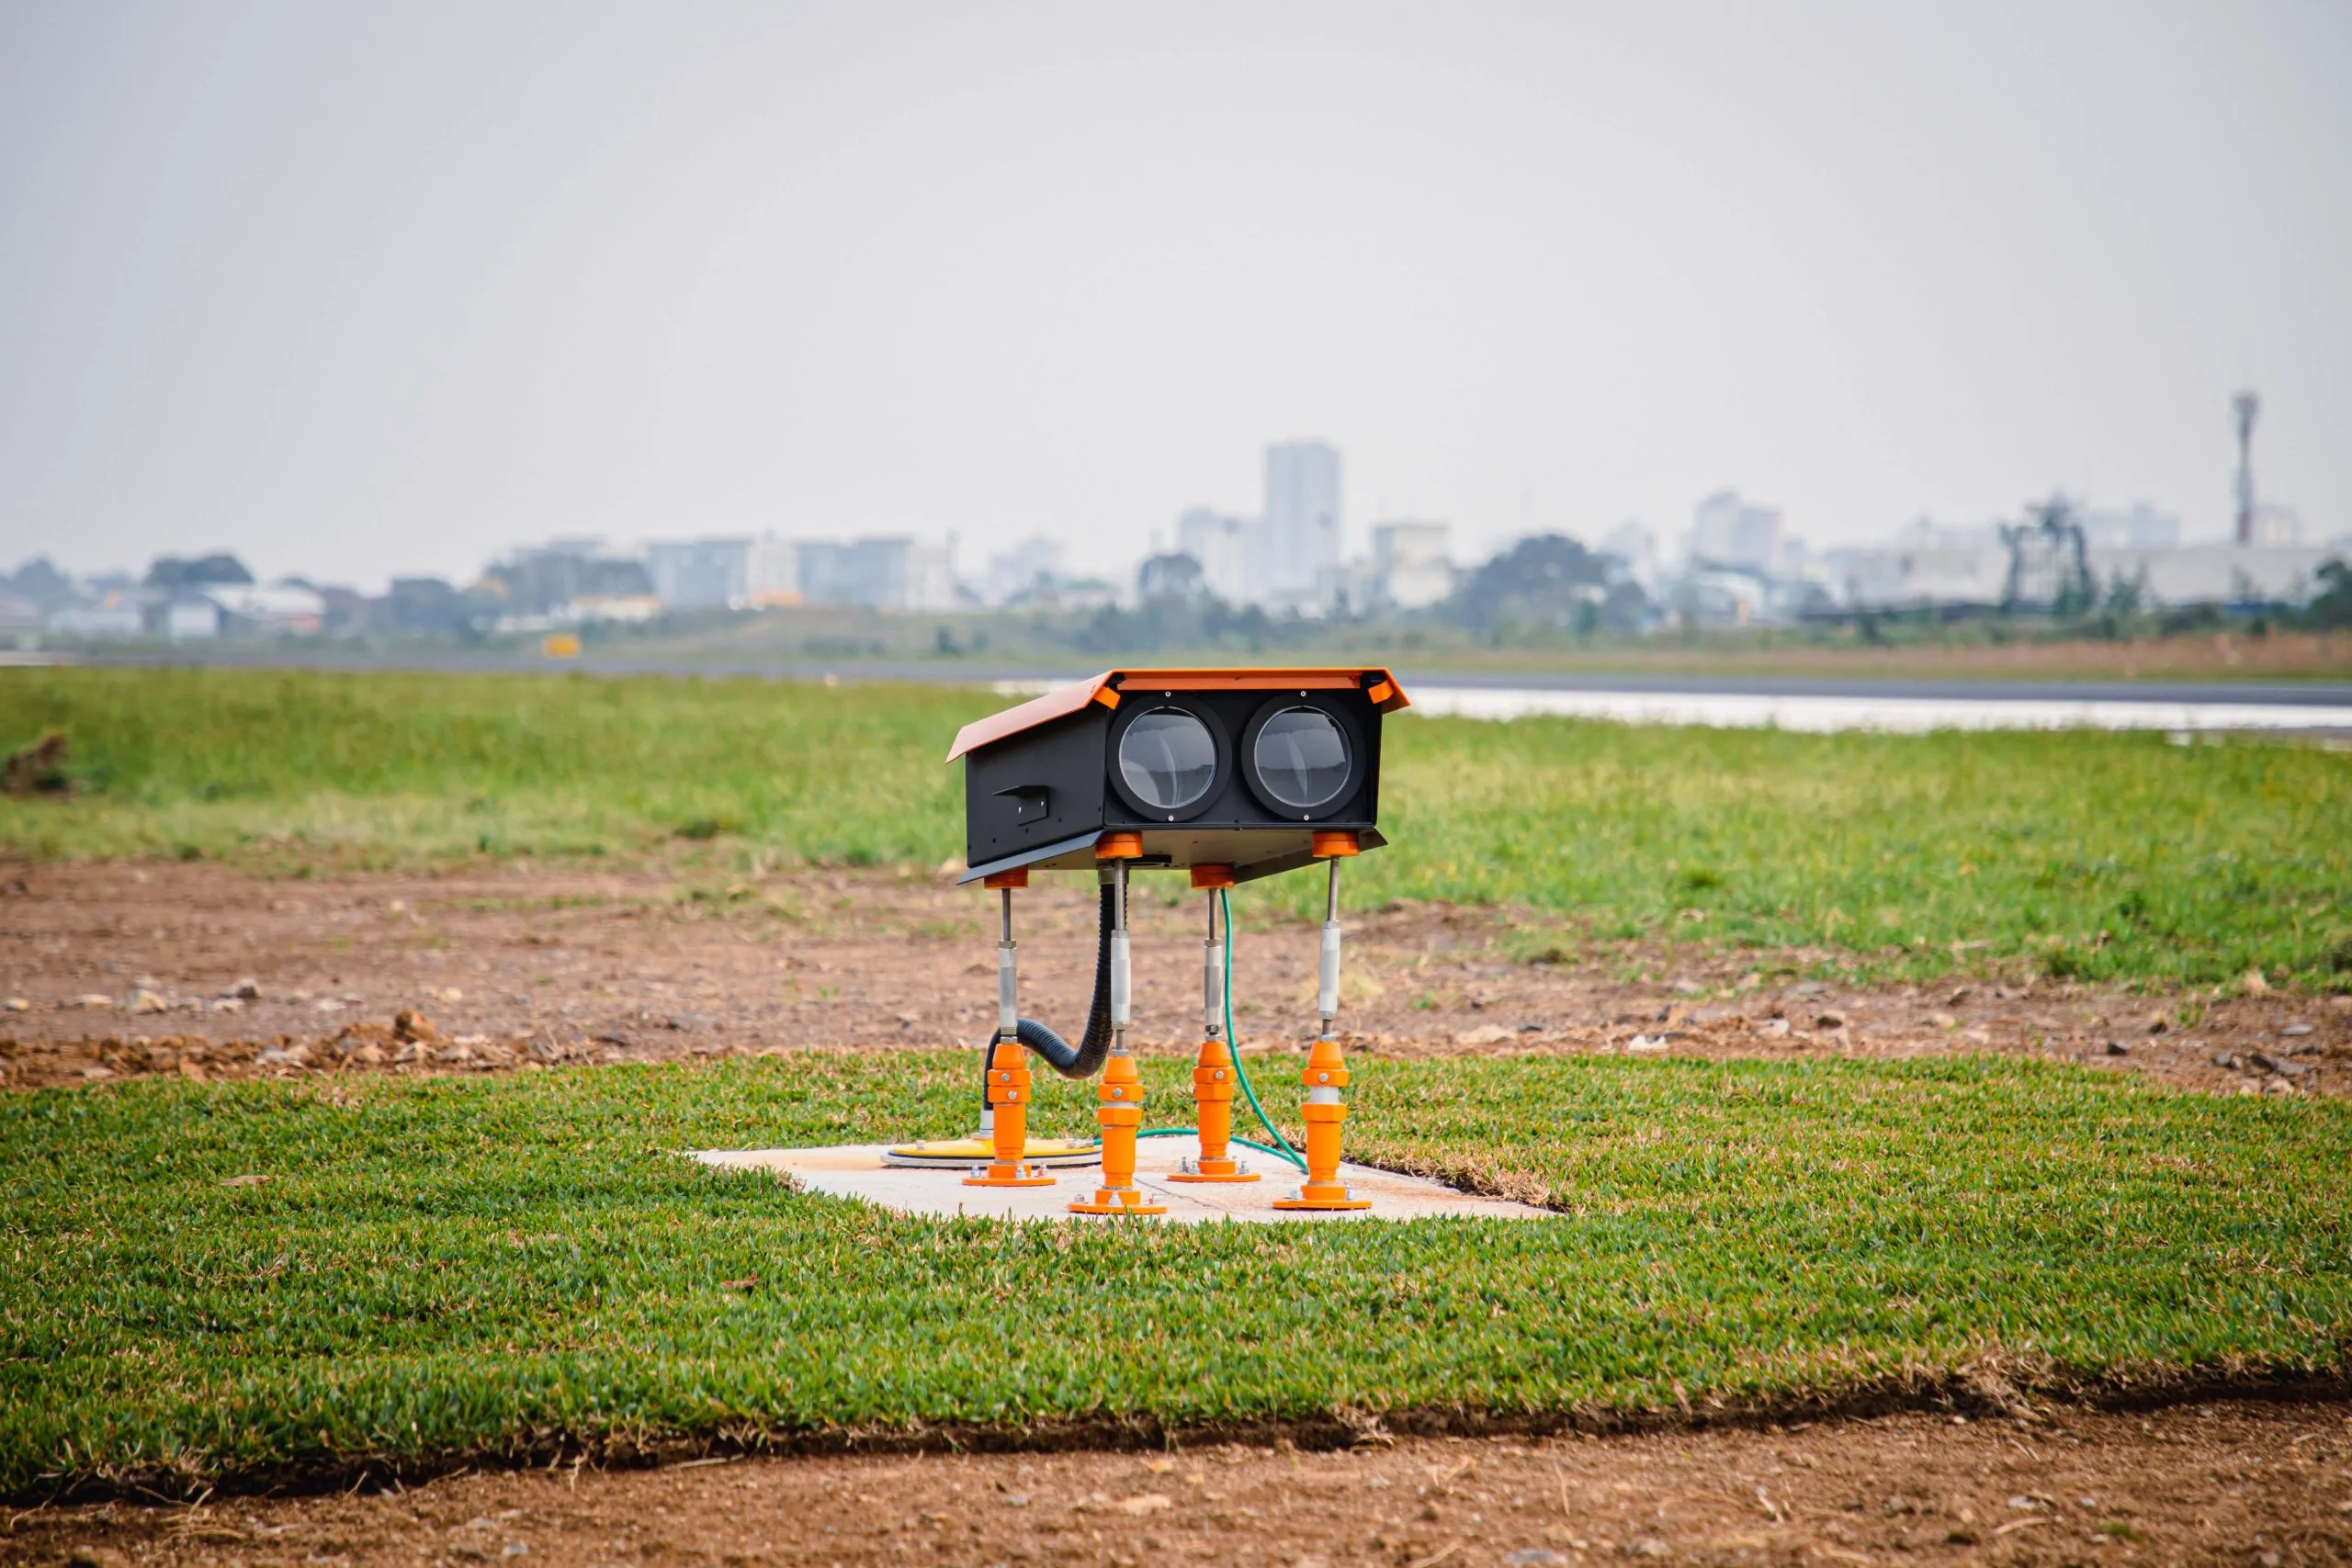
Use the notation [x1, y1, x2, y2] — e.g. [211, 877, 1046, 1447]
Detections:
[3, 1053, 2345, 1494]
[2, 666, 2349, 985]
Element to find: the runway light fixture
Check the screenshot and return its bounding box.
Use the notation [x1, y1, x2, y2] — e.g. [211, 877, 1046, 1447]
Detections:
[911, 668, 1412, 1219]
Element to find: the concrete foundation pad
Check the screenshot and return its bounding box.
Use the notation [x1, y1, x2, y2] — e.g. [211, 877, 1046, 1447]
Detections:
[692, 1135, 1553, 1224]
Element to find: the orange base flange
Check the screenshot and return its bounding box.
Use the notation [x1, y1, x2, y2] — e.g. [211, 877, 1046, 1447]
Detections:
[963, 1162, 1057, 1188]
[1166, 1156, 1259, 1184]
[1271, 1180, 1372, 1212]
[1067, 1185, 1167, 1215]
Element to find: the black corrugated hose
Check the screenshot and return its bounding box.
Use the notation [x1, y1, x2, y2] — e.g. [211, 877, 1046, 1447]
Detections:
[976, 880, 1114, 1108]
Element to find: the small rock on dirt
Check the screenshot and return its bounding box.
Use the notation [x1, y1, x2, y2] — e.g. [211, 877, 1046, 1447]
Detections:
[2104, 1041, 2130, 1055]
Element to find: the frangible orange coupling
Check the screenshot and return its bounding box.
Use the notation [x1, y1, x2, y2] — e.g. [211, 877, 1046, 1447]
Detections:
[964, 1038, 1055, 1188]
[1167, 1032, 1258, 1183]
[1270, 1034, 1369, 1211]
[1068, 1048, 1166, 1214]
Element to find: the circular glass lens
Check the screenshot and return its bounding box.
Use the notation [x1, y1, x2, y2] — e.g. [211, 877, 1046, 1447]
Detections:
[1252, 707, 1350, 810]
[1118, 708, 1217, 812]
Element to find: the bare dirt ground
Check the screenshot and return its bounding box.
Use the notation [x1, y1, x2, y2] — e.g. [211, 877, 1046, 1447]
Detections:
[0, 861, 2343, 1099]
[7, 1403, 2348, 1567]
[6, 863, 2350, 1562]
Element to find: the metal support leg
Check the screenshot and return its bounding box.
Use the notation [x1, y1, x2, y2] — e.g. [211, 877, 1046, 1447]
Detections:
[1071, 857, 1165, 1215]
[1274, 852, 1371, 1211]
[1170, 880, 1256, 1183]
[966, 886, 1053, 1187]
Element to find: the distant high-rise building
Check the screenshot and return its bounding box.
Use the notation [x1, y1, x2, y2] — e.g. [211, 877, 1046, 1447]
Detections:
[983, 536, 1064, 606]
[2078, 503, 2182, 552]
[2248, 502, 2303, 547]
[482, 539, 653, 616]
[797, 536, 956, 611]
[1690, 491, 1783, 573]
[1600, 521, 1665, 595]
[1369, 521, 1453, 609]
[1176, 508, 1250, 603]
[1260, 441, 1341, 599]
[646, 536, 798, 610]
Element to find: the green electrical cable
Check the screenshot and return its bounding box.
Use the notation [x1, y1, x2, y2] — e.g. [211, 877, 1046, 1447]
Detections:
[1220, 886, 1306, 1170]
[1136, 1127, 1295, 1161]
[1087, 886, 1306, 1172]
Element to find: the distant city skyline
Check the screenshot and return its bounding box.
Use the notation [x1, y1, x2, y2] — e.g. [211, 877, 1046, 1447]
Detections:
[3, 2, 2347, 592]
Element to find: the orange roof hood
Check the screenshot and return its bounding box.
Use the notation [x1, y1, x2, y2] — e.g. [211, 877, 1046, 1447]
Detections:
[946, 667, 1410, 762]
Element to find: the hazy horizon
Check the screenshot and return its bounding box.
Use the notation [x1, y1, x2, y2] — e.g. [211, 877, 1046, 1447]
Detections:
[3, 0, 2347, 593]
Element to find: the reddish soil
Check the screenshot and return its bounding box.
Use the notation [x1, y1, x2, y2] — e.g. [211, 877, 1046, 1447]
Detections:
[6, 1403, 2348, 1567]
[0, 862, 2343, 1099]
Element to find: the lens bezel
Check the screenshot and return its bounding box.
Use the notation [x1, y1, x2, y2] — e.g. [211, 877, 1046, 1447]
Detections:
[1106, 697, 1231, 822]
[1238, 696, 1362, 821]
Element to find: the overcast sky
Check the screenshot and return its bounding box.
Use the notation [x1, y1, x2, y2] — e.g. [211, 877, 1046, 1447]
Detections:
[2, 0, 2346, 590]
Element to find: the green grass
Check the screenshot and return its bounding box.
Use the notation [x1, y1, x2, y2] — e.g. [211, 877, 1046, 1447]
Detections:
[3, 666, 2348, 986]
[0, 666, 978, 868]
[3, 1054, 2345, 1494]
[1371, 719, 2352, 989]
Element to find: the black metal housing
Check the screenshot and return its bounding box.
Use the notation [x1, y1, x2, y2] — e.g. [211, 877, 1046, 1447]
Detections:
[959, 674, 1389, 883]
